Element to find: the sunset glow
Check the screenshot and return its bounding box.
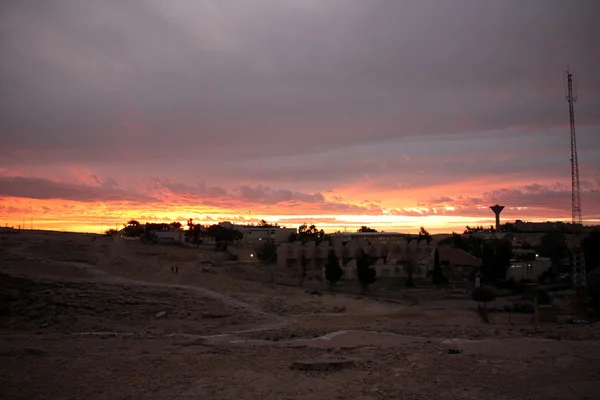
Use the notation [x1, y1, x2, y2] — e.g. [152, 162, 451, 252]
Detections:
[1, 1, 599, 234]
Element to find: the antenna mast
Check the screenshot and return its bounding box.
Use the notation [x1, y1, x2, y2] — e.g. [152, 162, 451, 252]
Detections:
[565, 69, 586, 290]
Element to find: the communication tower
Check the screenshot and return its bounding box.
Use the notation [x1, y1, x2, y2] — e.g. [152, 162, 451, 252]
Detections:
[565, 69, 586, 291]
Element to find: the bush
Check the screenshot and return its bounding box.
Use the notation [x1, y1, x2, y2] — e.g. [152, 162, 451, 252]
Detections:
[472, 287, 496, 308]
[535, 289, 553, 305]
[355, 250, 376, 295]
[324, 251, 343, 290]
[256, 242, 277, 263]
[215, 242, 229, 251]
[587, 269, 600, 315]
[495, 278, 516, 290]
[513, 279, 533, 294]
[511, 302, 535, 314]
[538, 268, 556, 284]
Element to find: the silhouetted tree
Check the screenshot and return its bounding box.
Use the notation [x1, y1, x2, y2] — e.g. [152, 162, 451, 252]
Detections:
[325, 251, 343, 291]
[479, 239, 512, 283]
[256, 242, 277, 263]
[205, 224, 242, 242]
[356, 249, 376, 295]
[537, 232, 569, 270]
[582, 230, 600, 314]
[123, 220, 144, 237]
[299, 250, 308, 287]
[431, 247, 448, 285]
[185, 220, 205, 244]
[258, 219, 279, 228]
[404, 245, 417, 287]
[582, 230, 600, 273]
[418, 227, 432, 244]
[472, 287, 496, 310]
[289, 223, 326, 244]
[357, 226, 378, 233]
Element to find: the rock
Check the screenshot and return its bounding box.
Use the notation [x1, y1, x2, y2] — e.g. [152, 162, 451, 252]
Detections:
[155, 311, 167, 319]
[290, 357, 358, 371]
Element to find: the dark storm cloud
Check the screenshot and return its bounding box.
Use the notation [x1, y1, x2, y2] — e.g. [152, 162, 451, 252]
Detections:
[149, 179, 326, 205]
[0, 176, 157, 203]
[1, 0, 599, 164]
[0, 173, 383, 214]
[416, 182, 600, 219]
[207, 125, 600, 190]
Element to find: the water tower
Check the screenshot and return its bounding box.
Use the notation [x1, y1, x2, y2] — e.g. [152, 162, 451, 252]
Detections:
[490, 204, 505, 231]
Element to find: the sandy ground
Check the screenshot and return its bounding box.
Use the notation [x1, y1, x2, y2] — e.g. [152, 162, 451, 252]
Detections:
[1, 230, 599, 399]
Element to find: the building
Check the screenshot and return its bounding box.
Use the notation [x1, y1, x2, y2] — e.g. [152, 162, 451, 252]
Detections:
[153, 230, 184, 244]
[240, 226, 296, 245]
[218, 221, 296, 245]
[469, 231, 509, 241]
[437, 248, 483, 280]
[277, 232, 436, 280]
[507, 249, 551, 281]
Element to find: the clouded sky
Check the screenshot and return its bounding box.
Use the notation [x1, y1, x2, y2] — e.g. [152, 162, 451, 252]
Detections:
[1, 0, 599, 233]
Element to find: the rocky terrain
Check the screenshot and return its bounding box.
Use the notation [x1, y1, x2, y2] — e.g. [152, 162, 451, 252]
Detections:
[1, 230, 599, 399]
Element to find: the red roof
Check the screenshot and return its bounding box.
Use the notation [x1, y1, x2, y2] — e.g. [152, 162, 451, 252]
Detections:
[438, 248, 482, 267]
[387, 251, 431, 264]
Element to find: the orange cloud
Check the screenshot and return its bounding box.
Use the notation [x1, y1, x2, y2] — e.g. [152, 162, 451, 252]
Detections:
[1, 173, 599, 235]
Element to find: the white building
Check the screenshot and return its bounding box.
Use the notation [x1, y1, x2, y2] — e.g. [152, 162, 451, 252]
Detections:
[154, 230, 184, 244]
[218, 221, 296, 245]
[241, 226, 296, 244]
[507, 256, 551, 281]
[277, 232, 437, 280]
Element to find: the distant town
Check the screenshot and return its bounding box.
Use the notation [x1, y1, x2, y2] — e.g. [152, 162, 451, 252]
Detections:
[3, 209, 599, 299]
[66, 210, 595, 292]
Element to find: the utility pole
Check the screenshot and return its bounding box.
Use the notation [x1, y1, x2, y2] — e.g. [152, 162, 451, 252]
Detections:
[565, 69, 587, 294]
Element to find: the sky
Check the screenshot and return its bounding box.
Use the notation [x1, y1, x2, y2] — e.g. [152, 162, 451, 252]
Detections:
[1, 0, 600, 234]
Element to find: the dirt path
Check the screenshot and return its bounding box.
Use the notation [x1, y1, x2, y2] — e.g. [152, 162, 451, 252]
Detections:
[8, 239, 286, 337]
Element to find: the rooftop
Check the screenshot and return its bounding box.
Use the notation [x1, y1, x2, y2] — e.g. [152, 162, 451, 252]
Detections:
[438, 248, 482, 267]
[330, 232, 406, 237]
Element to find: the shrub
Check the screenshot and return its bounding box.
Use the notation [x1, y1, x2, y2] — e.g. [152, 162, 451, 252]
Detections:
[511, 302, 535, 314]
[514, 279, 533, 294]
[472, 287, 496, 309]
[324, 251, 344, 290]
[256, 242, 277, 263]
[535, 289, 553, 305]
[587, 271, 600, 315]
[355, 250, 376, 295]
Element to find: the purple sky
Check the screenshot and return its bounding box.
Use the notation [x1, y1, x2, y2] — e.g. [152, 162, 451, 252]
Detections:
[1, 0, 599, 232]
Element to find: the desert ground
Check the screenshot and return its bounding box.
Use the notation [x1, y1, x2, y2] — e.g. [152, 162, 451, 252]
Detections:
[1, 230, 599, 400]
